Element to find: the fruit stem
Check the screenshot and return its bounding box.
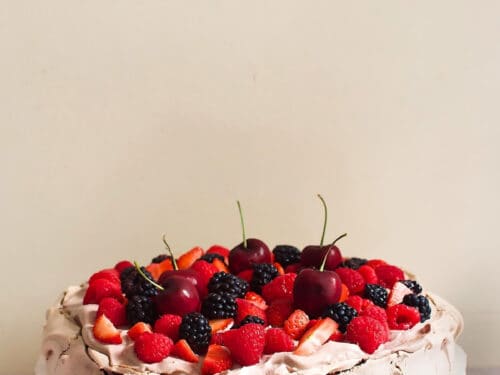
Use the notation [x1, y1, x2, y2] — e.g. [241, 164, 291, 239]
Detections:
[237, 200, 247, 248]
[319, 233, 348, 272]
[162, 234, 178, 270]
[134, 261, 164, 290]
[317, 194, 328, 247]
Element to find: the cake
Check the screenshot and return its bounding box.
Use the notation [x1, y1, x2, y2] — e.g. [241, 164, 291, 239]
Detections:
[35, 200, 465, 375]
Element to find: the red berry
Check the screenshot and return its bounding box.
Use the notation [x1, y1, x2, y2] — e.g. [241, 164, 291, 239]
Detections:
[206, 245, 230, 259]
[236, 269, 253, 283]
[114, 260, 134, 274]
[375, 265, 404, 288]
[93, 314, 122, 344]
[83, 278, 123, 305]
[345, 295, 363, 312]
[201, 344, 232, 375]
[235, 298, 267, 325]
[223, 323, 265, 366]
[358, 265, 378, 284]
[387, 304, 421, 330]
[128, 322, 152, 341]
[261, 273, 296, 303]
[244, 292, 268, 310]
[154, 314, 182, 342]
[89, 269, 121, 285]
[266, 298, 293, 327]
[264, 328, 295, 354]
[190, 260, 218, 298]
[96, 297, 126, 326]
[335, 268, 366, 295]
[172, 339, 199, 363]
[388, 282, 413, 307]
[345, 316, 389, 354]
[177, 247, 204, 270]
[284, 309, 310, 340]
[134, 332, 173, 363]
[294, 318, 339, 356]
[360, 305, 388, 329]
[365, 259, 387, 269]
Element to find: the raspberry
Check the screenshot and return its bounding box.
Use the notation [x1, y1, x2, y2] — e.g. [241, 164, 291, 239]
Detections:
[358, 265, 378, 284]
[264, 328, 295, 354]
[359, 305, 388, 328]
[223, 323, 265, 366]
[375, 265, 404, 288]
[83, 278, 123, 305]
[190, 260, 218, 298]
[345, 295, 363, 312]
[134, 332, 173, 363]
[387, 304, 421, 330]
[115, 260, 134, 274]
[345, 316, 389, 354]
[89, 269, 120, 285]
[266, 298, 293, 327]
[284, 309, 310, 339]
[261, 273, 296, 303]
[235, 298, 267, 325]
[96, 297, 126, 326]
[365, 259, 387, 269]
[335, 268, 366, 295]
[154, 314, 182, 341]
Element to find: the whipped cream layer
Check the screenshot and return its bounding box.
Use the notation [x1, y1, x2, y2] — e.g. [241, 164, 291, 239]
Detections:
[36, 284, 464, 375]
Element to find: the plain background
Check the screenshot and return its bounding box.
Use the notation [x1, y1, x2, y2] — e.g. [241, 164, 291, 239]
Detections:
[1, 1, 499, 373]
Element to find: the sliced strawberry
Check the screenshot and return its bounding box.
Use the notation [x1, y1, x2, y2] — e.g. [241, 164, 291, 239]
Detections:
[128, 322, 152, 341]
[339, 283, 350, 302]
[244, 291, 268, 310]
[206, 245, 230, 261]
[209, 318, 234, 334]
[261, 273, 296, 303]
[273, 262, 285, 276]
[294, 318, 339, 356]
[145, 263, 162, 281]
[388, 281, 413, 307]
[266, 298, 293, 327]
[93, 314, 122, 344]
[284, 309, 310, 340]
[201, 344, 232, 375]
[212, 258, 229, 273]
[264, 328, 295, 354]
[158, 257, 174, 274]
[235, 298, 267, 325]
[177, 246, 204, 269]
[172, 339, 199, 363]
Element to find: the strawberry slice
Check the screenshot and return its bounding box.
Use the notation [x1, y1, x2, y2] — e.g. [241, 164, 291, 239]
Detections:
[244, 291, 268, 310]
[172, 339, 199, 363]
[177, 247, 204, 269]
[236, 269, 253, 283]
[206, 245, 230, 262]
[209, 318, 234, 334]
[201, 344, 232, 375]
[294, 318, 338, 356]
[284, 309, 309, 340]
[388, 282, 413, 307]
[339, 283, 350, 302]
[273, 262, 285, 276]
[212, 258, 229, 273]
[145, 263, 162, 281]
[235, 298, 267, 325]
[93, 314, 122, 344]
[128, 322, 152, 341]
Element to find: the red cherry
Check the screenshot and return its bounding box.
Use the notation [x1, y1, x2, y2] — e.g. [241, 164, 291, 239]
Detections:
[154, 275, 201, 316]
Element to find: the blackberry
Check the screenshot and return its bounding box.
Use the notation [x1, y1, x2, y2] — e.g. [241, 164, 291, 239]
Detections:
[120, 266, 158, 298]
[322, 302, 358, 332]
[126, 295, 157, 325]
[179, 312, 212, 354]
[273, 245, 301, 267]
[201, 292, 237, 319]
[401, 280, 423, 294]
[199, 253, 225, 264]
[207, 272, 249, 298]
[403, 294, 431, 322]
[250, 263, 279, 293]
[151, 254, 172, 264]
[364, 284, 388, 308]
[237, 315, 265, 328]
[342, 257, 368, 270]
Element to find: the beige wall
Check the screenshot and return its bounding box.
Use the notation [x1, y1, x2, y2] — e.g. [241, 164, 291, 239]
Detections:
[1, 1, 500, 373]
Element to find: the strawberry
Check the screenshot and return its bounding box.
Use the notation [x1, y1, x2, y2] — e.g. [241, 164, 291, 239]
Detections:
[264, 328, 295, 354]
[294, 318, 339, 356]
[236, 269, 253, 283]
[235, 298, 267, 325]
[335, 268, 366, 295]
[365, 259, 387, 269]
[284, 309, 310, 340]
[206, 245, 230, 261]
[96, 297, 126, 326]
[83, 278, 123, 305]
[375, 265, 404, 288]
[273, 262, 285, 276]
[177, 246, 204, 270]
[244, 291, 268, 310]
[134, 332, 173, 363]
[386, 304, 421, 330]
[172, 339, 199, 363]
[266, 298, 293, 327]
[93, 314, 122, 344]
[114, 260, 133, 274]
[201, 344, 232, 375]
[128, 322, 152, 341]
[145, 263, 162, 281]
[209, 318, 234, 334]
[345, 316, 389, 354]
[223, 323, 265, 366]
[339, 283, 350, 302]
[212, 258, 230, 273]
[261, 273, 296, 303]
[388, 281, 413, 307]
[210, 332, 225, 346]
[154, 314, 182, 342]
[89, 269, 120, 285]
[190, 260, 218, 297]
[358, 265, 378, 285]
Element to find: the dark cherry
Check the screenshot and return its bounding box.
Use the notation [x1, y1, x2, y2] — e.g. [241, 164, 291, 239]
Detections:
[158, 269, 203, 296]
[228, 201, 272, 274]
[154, 275, 201, 315]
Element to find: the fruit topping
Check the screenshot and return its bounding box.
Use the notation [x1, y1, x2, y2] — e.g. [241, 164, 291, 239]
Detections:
[374, 265, 405, 289]
[322, 302, 358, 333]
[261, 273, 296, 303]
[172, 339, 199, 363]
[244, 291, 268, 310]
[359, 305, 388, 329]
[151, 254, 171, 264]
[403, 294, 432, 322]
[235, 298, 267, 325]
[178, 246, 204, 270]
[93, 314, 122, 344]
[200, 253, 225, 264]
[89, 269, 120, 285]
[209, 318, 234, 333]
[208, 272, 248, 298]
[250, 263, 278, 293]
[237, 315, 265, 327]
[128, 322, 152, 341]
[201, 292, 237, 319]
[294, 317, 339, 356]
[335, 267, 366, 295]
[266, 298, 293, 327]
[272, 245, 301, 268]
[120, 266, 158, 298]
[358, 264, 378, 285]
[126, 295, 158, 325]
[401, 279, 423, 294]
[386, 304, 421, 330]
[153, 314, 182, 341]
[179, 312, 212, 354]
[264, 328, 295, 354]
[83, 278, 123, 305]
[364, 284, 388, 308]
[201, 344, 232, 375]
[284, 309, 310, 339]
[342, 257, 368, 270]
[134, 332, 173, 363]
[223, 323, 265, 366]
[345, 316, 389, 354]
[114, 260, 134, 273]
[388, 281, 414, 307]
[96, 297, 126, 326]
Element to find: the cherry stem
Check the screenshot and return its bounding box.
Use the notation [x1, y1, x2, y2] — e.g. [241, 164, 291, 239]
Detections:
[237, 200, 247, 248]
[134, 261, 164, 290]
[162, 234, 178, 270]
[317, 194, 328, 247]
[319, 233, 348, 272]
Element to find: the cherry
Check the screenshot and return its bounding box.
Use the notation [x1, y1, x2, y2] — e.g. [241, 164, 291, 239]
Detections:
[301, 195, 343, 270]
[154, 275, 201, 315]
[228, 201, 271, 274]
[293, 233, 347, 317]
